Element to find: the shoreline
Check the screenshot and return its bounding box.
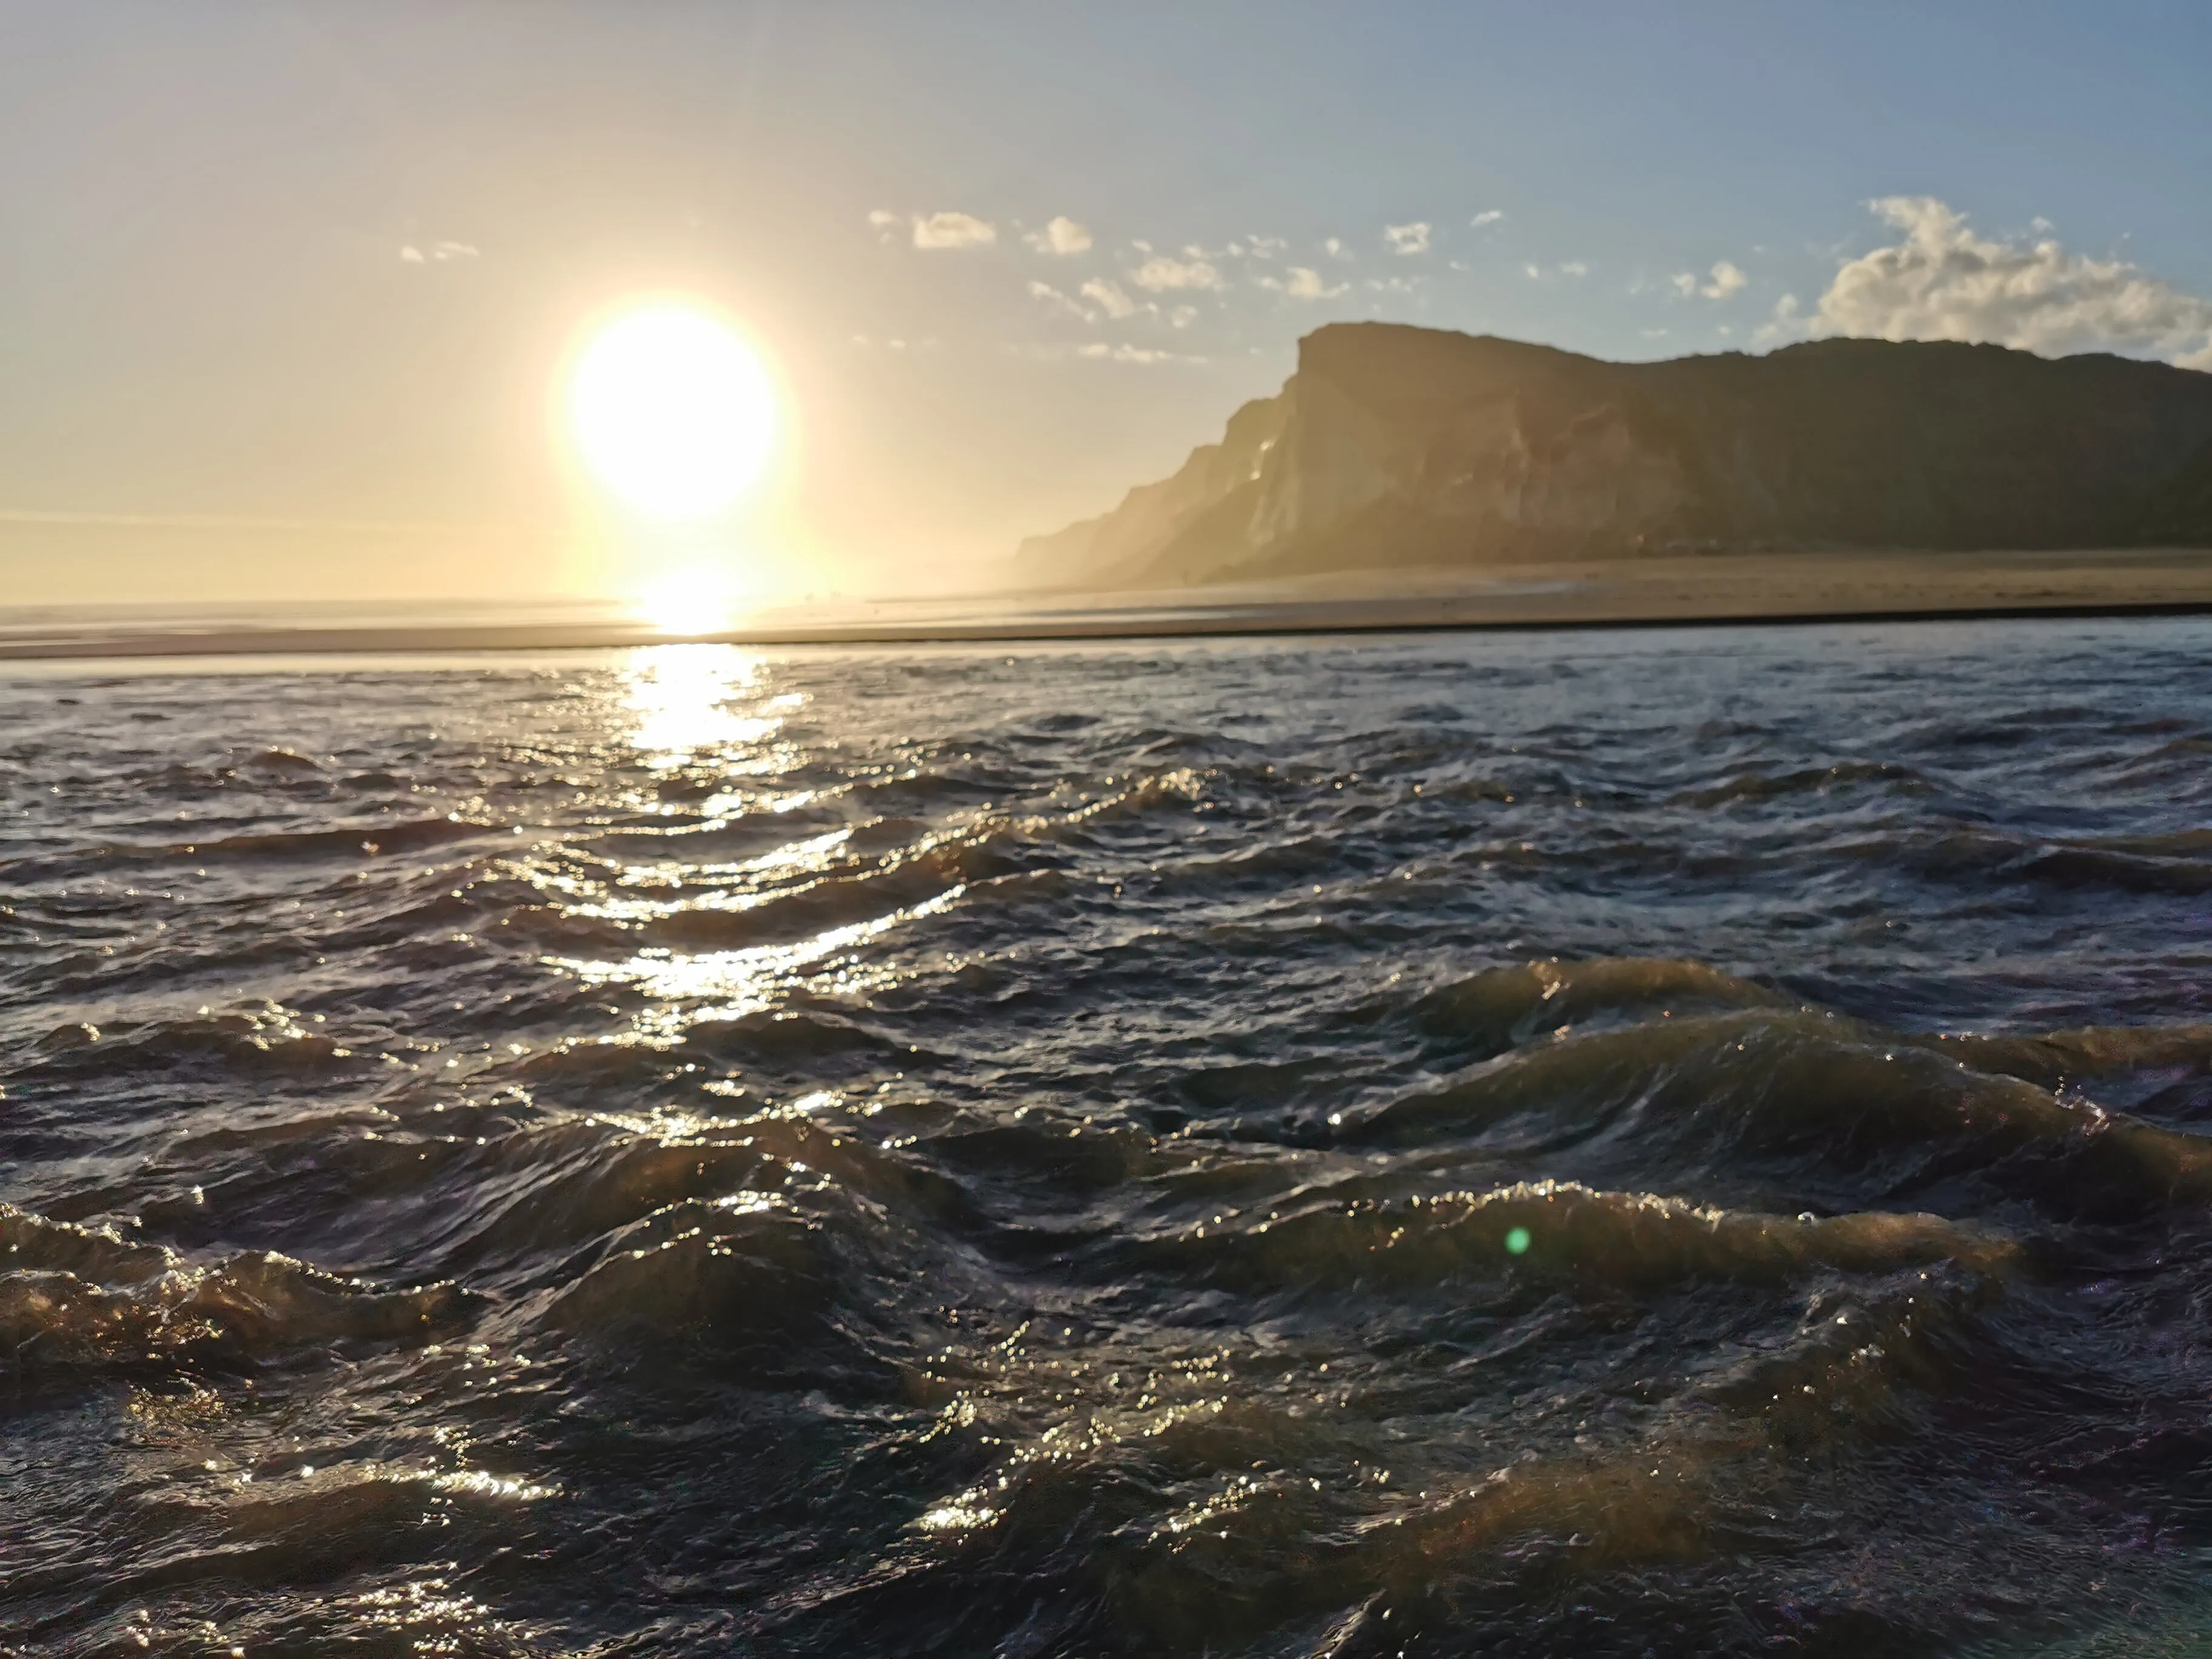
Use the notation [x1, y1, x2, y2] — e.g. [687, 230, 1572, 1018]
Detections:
[6, 548, 2212, 660]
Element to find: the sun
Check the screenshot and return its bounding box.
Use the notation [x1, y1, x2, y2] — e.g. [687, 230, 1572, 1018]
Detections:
[569, 302, 776, 520]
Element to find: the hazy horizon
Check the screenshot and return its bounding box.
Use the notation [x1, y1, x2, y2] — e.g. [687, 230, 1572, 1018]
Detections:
[4, 1, 2210, 611]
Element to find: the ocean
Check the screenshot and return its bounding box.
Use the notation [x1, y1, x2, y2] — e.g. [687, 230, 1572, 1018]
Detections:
[7, 618, 2212, 1656]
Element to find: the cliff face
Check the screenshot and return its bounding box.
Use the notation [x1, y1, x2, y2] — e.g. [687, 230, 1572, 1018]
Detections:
[1019, 324, 2212, 588]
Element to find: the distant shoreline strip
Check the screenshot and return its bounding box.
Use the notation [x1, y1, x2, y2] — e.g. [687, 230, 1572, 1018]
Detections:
[5, 595, 2212, 662]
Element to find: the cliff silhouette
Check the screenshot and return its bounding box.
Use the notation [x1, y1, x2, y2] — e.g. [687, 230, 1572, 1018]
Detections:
[1021, 324, 2212, 588]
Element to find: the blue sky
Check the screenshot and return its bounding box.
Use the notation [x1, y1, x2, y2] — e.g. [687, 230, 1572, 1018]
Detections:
[3, 1, 2209, 603]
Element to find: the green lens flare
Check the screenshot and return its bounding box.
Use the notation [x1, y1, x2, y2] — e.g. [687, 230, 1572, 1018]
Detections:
[1505, 1226, 1532, 1255]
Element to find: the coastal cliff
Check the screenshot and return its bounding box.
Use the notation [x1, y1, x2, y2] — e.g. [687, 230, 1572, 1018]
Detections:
[1019, 324, 2212, 588]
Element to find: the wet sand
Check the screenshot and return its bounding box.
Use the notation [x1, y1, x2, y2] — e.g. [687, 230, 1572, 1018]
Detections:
[5, 546, 2212, 657]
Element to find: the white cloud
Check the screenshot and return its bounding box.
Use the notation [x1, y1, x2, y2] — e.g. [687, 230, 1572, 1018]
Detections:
[1259, 267, 1350, 300]
[1076, 342, 1198, 365]
[1081, 276, 1139, 319]
[867, 209, 900, 227]
[912, 211, 997, 250]
[1777, 198, 2212, 369]
[1523, 263, 1542, 280]
[1560, 260, 1590, 278]
[1130, 255, 1223, 292]
[1752, 295, 1804, 345]
[1324, 236, 1352, 261]
[1285, 266, 1348, 300]
[1470, 210, 1505, 228]
[1384, 221, 1432, 256]
[399, 241, 476, 264]
[1674, 260, 1747, 300]
[1024, 216, 1093, 255]
[1202, 237, 1288, 260]
[1028, 280, 1093, 321]
[1704, 260, 1747, 298]
[1169, 306, 1198, 329]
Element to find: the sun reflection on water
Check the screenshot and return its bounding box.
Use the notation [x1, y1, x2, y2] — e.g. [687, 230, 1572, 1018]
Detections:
[547, 884, 965, 1039]
[576, 830, 856, 921]
[524, 646, 966, 1051]
[622, 644, 777, 764]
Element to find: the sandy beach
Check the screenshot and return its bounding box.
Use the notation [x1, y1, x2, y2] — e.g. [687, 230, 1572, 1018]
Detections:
[4, 547, 2211, 659]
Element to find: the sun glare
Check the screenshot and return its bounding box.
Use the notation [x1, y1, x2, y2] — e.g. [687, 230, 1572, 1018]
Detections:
[569, 303, 776, 520]
[635, 563, 745, 635]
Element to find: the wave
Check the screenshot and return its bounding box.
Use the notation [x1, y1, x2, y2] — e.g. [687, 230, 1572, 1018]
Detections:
[1398, 956, 1799, 1058]
[1880, 823, 2212, 897]
[1122, 1180, 2018, 1293]
[13, 1003, 367, 1082]
[0, 1204, 468, 1372]
[1671, 758, 1936, 809]
[543, 1191, 837, 1345]
[1345, 1003, 2212, 1215]
[0, 813, 508, 883]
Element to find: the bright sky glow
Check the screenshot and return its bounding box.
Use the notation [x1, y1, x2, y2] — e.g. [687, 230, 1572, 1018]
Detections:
[632, 561, 752, 637]
[569, 306, 775, 521]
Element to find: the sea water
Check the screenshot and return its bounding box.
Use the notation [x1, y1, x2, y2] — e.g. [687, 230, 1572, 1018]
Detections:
[7, 620, 2212, 1656]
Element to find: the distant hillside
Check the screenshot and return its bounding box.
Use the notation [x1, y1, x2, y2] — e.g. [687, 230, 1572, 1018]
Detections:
[1019, 324, 2212, 588]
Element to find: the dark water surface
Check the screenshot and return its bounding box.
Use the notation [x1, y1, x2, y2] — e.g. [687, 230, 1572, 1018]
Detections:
[8, 622, 2212, 1657]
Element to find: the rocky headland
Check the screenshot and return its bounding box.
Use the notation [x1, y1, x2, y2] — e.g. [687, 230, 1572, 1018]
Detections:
[1020, 324, 2212, 589]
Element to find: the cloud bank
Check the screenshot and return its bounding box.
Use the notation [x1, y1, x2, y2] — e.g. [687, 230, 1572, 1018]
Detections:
[1779, 198, 2212, 370]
